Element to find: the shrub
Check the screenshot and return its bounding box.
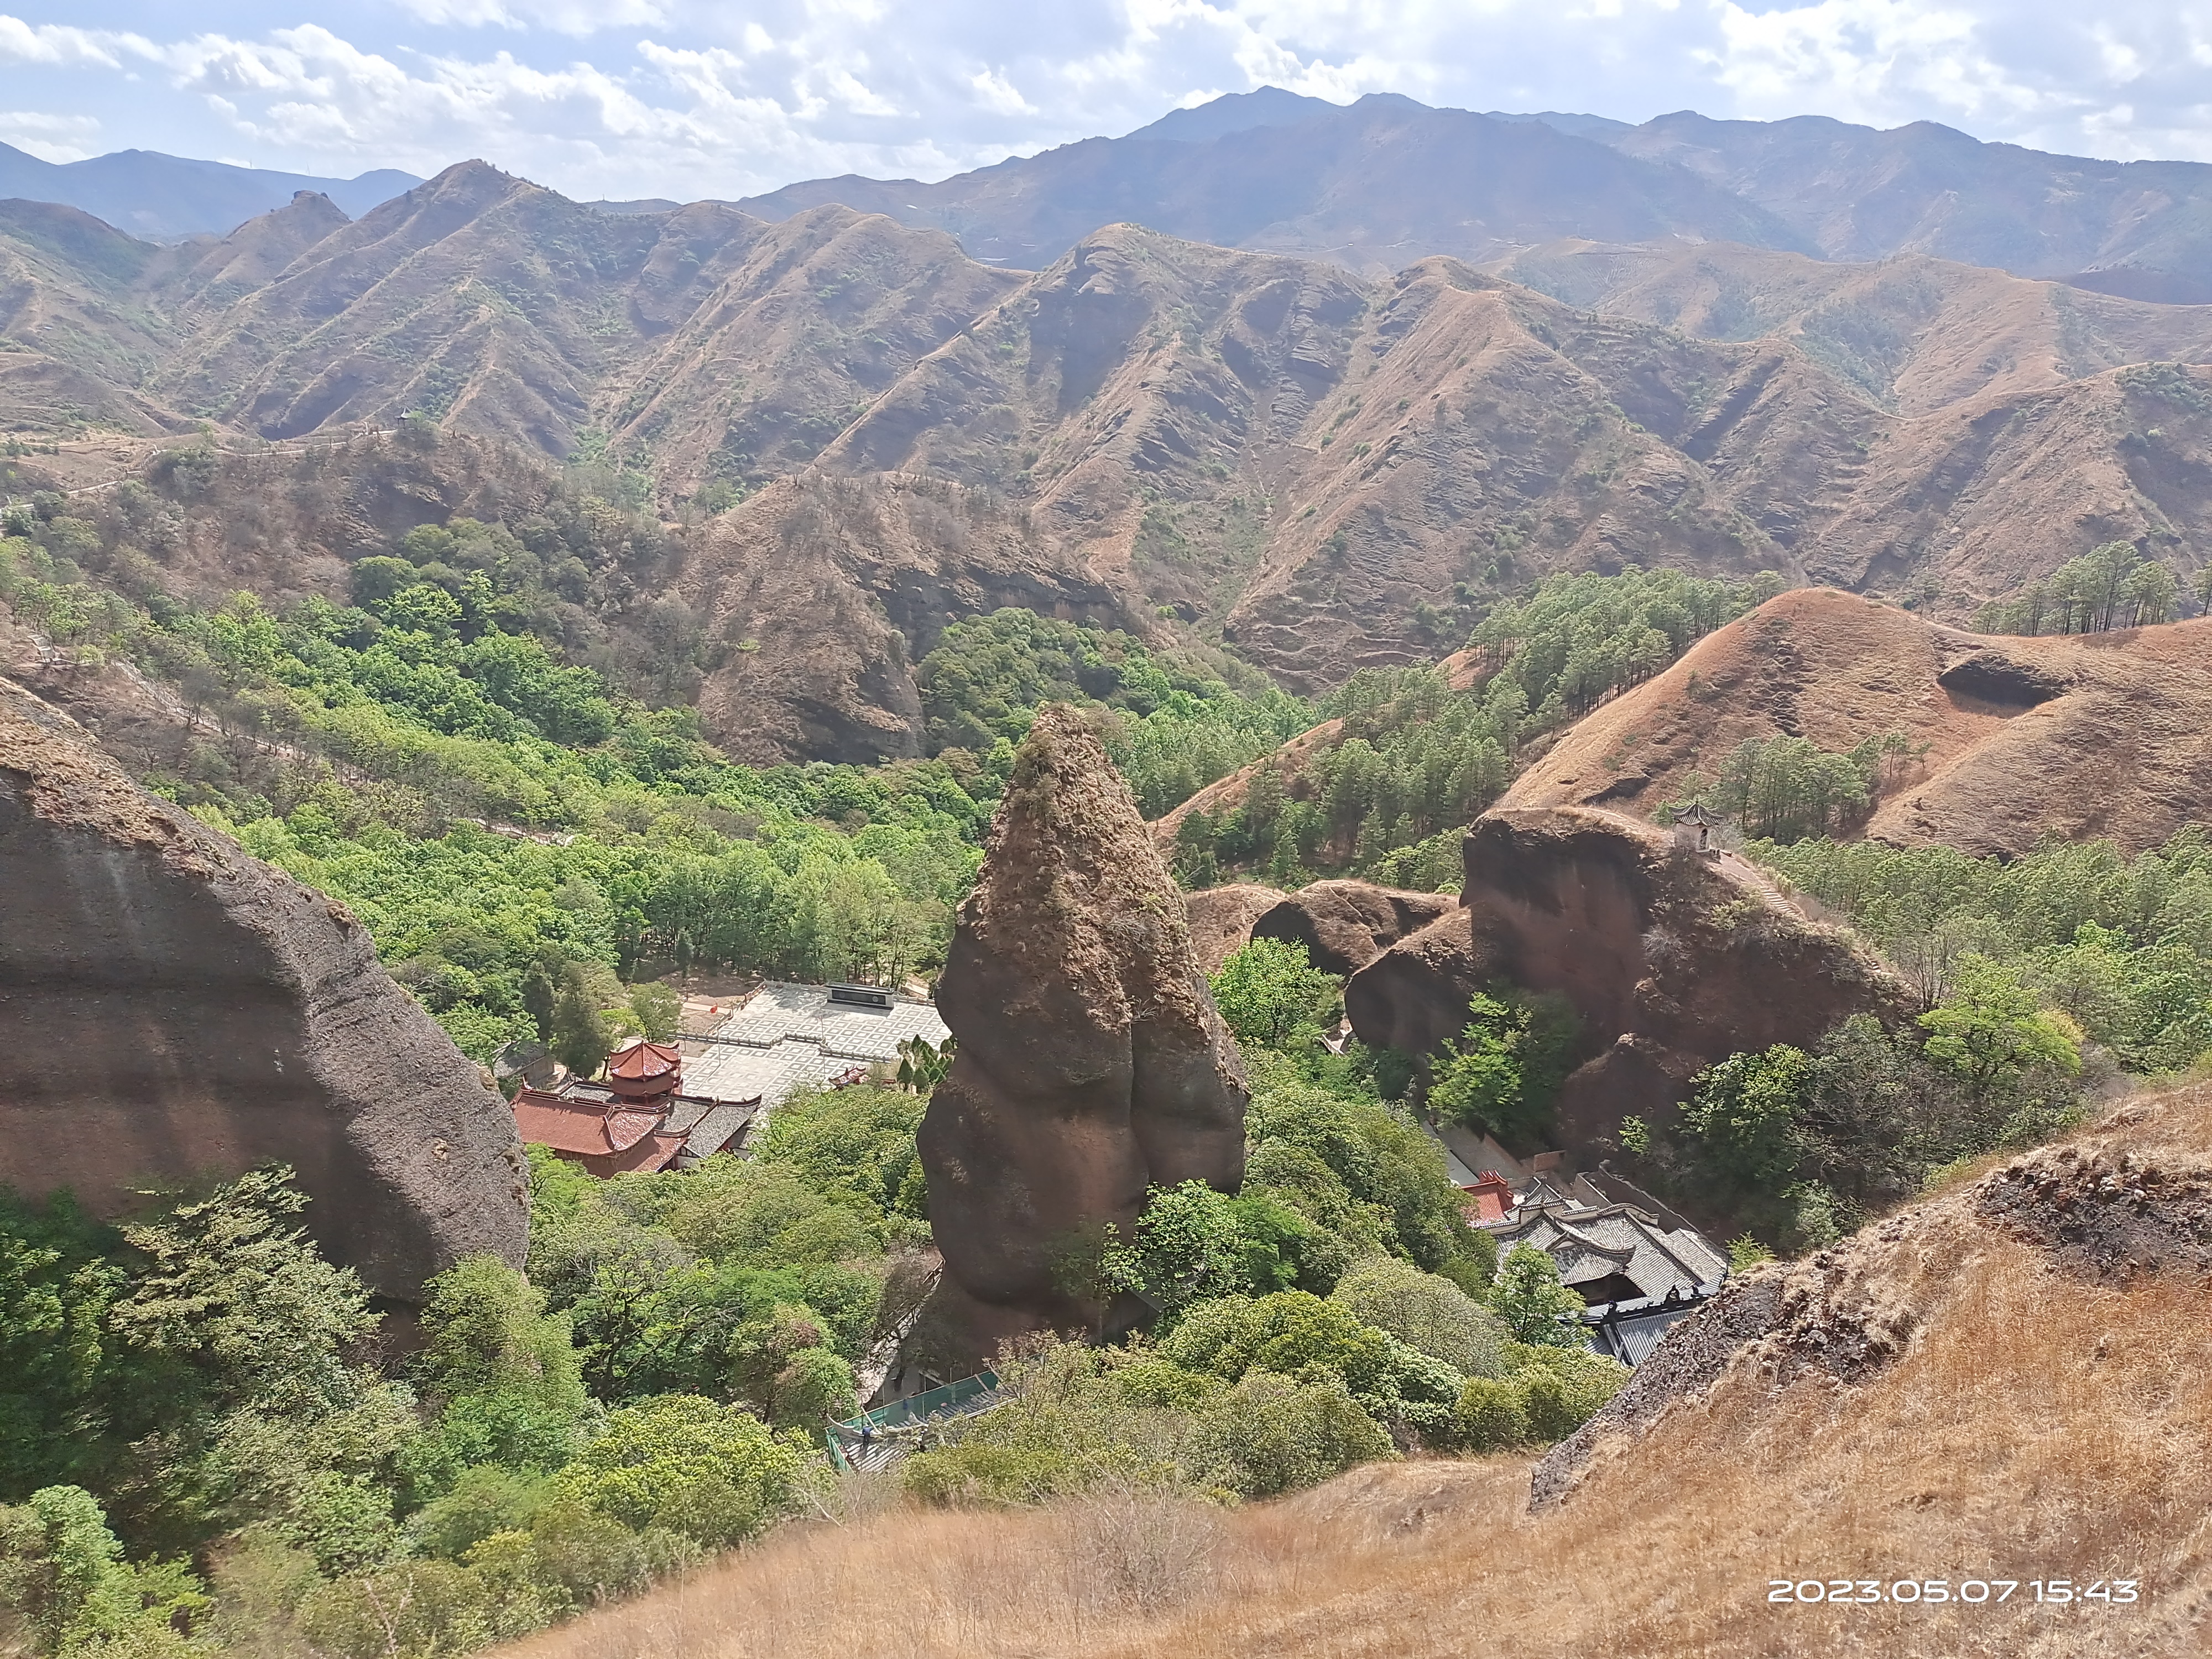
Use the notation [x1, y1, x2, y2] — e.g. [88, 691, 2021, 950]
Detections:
[1210, 939, 1342, 1048]
[1329, 1255, 1509, 1378]
[547, 1395, 807, 1550]
[1511, 1345, 1630, 1434]
[1486, 1244, 1587, 1347]
[765, 1347, 858, 1433]
[1425, 990, 1580, 1144]
[1453, 1378, 1531, 1452]
[899, 1442, 1075, 1509]
[1191, 1371, 1394, 1498]
[1518, 1369, 1579, 1443]
[294, 1559, 493, 1659]
[0, 1485, 208, 1658]
[406, 1467, 546, 1562]
[497, 1501, 696, 1610]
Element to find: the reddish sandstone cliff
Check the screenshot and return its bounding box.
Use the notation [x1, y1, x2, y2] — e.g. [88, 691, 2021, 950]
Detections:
[918, 705, 1248, 1366]
[1346, 804, 1911, 1152]
[0, 676, 528, 1302]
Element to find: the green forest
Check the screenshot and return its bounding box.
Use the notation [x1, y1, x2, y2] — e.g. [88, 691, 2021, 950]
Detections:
[1581, 828, 2212, 1254]
[2, 477, 1793, 1070]
[3, 493, 998, 1060]
[1971, 539, 2195, 635]
[1168, 567, 1787, 890]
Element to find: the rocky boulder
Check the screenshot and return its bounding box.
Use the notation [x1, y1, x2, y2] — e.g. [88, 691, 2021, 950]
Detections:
[1346, 805, 1912, 1151]
[917, 706, 1248, 1366]
[1253, 879, 1459, 976]
[0, 678, 528, 1302]
[1183, 883, 1290, 975]
[1342, 906, 1502, 1060]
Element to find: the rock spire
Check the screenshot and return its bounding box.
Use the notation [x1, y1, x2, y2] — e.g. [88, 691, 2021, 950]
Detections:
[917, 705, 1247, 1365]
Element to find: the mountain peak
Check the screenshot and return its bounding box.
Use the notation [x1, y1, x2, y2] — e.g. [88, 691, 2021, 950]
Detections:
[1121, 86, 1349, 144]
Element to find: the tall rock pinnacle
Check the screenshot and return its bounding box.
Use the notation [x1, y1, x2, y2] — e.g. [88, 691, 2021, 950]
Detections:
[917, 704, 1247, 1366]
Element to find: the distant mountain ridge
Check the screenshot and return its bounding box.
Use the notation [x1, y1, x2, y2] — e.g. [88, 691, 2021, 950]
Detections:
[732, 95, 1803, 272]
[0, 142, 419, 240]
[729, 90, 2212, 296]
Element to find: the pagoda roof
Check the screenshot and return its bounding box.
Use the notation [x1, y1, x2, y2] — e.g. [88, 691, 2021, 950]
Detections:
[607, 1039, 682, 1081]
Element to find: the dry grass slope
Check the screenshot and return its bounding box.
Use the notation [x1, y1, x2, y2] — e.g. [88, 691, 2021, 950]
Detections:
[503, 1082, 2212, 1659]
[1505, 586, 2212, 858]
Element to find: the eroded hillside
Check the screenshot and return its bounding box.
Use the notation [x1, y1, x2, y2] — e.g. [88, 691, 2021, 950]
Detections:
[14, 160, 2212, 754]
[1505, 586, 2212, 858]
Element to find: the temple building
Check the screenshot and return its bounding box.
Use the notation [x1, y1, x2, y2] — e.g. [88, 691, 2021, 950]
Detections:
[1465, 1154, 1731, 1365]
[508, 980, 950, 1181]
[511, 1037, 757, 1178]
[680, 981, 949, 1124]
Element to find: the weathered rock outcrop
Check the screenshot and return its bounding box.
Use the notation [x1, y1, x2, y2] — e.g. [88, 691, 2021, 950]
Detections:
[1345, 805, 1911, 1150]
[1251, 879, 1458, 977]
[918, 706, 1248, 1366]
[1182, 883, 1290, 975]
[1341, 907, 1500, 1060]
[0, 679, 528, 1302]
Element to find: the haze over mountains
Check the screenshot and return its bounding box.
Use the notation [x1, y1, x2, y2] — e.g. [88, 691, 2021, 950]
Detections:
[29, 85, 2212, 298]
[735, 88, 2212, 298]
[0, 142, 419, 242]
[9, 85, 2212, 758]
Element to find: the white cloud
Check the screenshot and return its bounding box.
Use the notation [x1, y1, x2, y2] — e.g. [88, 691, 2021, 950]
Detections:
[0, 107, 100, 161]
[392, 0, 668, 36]
[969, 67, 1035, 117]
[1704, 0, 2054, 127]
[6, 2, 2212, 197]
[0, 18, 157, 69]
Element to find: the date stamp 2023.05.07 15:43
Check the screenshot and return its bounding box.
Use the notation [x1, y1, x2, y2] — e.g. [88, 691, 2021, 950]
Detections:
[1768, 1579, 2140, 1608]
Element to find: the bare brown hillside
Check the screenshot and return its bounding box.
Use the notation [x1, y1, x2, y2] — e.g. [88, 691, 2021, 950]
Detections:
[814, 225, 2212, 691]
[676, 472, 1134, 763]
[1490, 239, 2212, 416]
[0, 200, 190, 435]
[499, 1082, 2212, 1659]
[17, 161, 2212, 753]
[1505, 586, 2212, 857]
[611, 208, 1021, 491]
[158, 163, 759, 452]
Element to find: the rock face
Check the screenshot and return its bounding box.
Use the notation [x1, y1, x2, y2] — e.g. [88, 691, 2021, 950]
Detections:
[0, 679, 528, 1302]
[1253, 879, 1459, 977]
[1345, 805, 1911, 1151]
[917, 706, 1248, 1366]
[1182, 883, 1290, 975]
[1342, 907, 1500, 1061]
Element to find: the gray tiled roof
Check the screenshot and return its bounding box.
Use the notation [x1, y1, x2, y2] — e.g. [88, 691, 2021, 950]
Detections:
[1589, 1302, 1705, 1366]
[555, 1082, 759, 1162]
[1489, 1201, 1730, 1307]
[680, 982, 950, 1125]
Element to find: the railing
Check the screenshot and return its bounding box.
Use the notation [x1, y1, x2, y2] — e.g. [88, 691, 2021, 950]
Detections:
[825, 1370, 1003, 1473]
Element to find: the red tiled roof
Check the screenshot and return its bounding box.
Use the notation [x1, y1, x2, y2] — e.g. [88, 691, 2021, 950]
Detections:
[1460, 1171, 1515, 1224]
[603, 1107, 666, 1152]
[512, 1088, 620, 1156]
[580, 1132, 688, 1177]
[607, 1040, 682, 1081]
[512, 1088, 687, 1176]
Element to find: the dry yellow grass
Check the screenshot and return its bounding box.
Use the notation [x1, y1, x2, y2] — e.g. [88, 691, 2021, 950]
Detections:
[505, 1087, 2212, 1659]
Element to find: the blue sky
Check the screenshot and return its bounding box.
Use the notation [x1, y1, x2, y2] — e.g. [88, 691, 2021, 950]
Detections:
[7, 2, 2212, 199]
